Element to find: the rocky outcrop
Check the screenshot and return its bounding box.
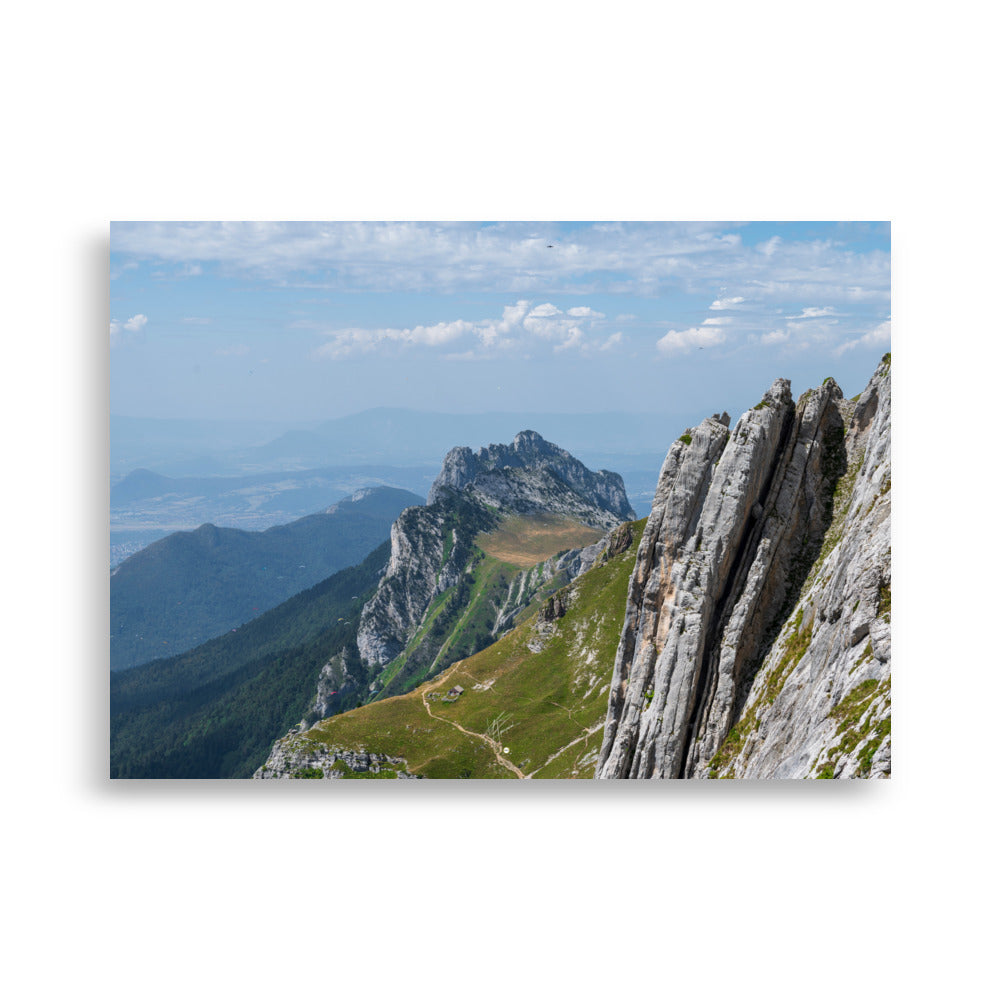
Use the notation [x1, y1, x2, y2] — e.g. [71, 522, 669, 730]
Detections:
[597, 356, 890, 779]
[428, 429, 633, 529]
[355, 503, 462, 666]
[254, 734, 420, 779]
[298, 650, 365, 730]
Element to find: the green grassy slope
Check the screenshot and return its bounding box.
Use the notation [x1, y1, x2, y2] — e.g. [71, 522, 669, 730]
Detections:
[283, 519, 645, 779]
[369, 512, 605, 702]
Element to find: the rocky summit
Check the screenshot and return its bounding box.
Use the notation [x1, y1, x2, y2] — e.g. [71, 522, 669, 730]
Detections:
[597, 355, 891, 779]
[428, 429, 633, 529]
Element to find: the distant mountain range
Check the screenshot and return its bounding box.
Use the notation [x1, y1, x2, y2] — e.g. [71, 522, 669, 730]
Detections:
[111, 486, 421, 671]
[111, 407, 695, 520]
[113, 407, 698, 476]
[110, 463, 436, 562]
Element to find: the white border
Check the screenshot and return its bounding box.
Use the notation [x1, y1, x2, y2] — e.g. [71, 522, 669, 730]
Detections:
[5, 2, 990, 996]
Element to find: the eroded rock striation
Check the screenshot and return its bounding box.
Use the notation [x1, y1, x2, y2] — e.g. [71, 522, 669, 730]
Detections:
[597, 356, 890, 779]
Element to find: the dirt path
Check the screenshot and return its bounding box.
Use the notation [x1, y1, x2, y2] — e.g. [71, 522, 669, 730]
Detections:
[418, 662, 608, 780]
[420, 672, 527, 778]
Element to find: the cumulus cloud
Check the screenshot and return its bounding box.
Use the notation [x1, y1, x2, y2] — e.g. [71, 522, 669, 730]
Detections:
[760, 329, 791, 345]
[834, 320, 891, 356]
[791, 306, 837, 319]
[316, 301, 622, 360]
[110, 314, 147, 346]
[709, 296, 745, 310]
[656, 325, 727, 355]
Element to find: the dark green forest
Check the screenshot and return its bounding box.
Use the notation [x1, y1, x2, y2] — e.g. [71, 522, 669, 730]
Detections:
[110, 542, 389, 778]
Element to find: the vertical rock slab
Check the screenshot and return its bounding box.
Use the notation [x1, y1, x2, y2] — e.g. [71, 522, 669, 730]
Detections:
[716, 358, 891, 778]
[598, 378, 798, 777]
[597, 357, 890, 779]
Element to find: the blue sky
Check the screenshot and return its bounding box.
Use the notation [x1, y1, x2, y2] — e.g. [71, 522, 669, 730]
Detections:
[110, 221, 890, 424]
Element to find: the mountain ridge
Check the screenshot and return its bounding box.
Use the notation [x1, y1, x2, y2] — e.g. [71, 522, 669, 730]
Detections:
[111, 486, 421, 670]
[354, 430, 636, 701]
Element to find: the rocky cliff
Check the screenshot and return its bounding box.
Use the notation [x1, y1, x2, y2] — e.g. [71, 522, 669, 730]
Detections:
[597, 355, 890, 779]
[355, 432, 636, 696]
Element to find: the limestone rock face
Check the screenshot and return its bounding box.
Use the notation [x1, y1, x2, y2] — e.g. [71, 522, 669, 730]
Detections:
[356, 431, 635, 675]
[597, 357, 891, 779]
[355, 505, 455, 666]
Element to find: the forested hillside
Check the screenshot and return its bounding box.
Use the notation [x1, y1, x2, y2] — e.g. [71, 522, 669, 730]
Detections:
[110, 542, 389, 778]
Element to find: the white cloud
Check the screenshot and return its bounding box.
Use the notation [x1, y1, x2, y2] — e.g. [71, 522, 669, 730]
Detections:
[702, 316, 732, 326]
[834, 320, 891, 356]
[656, 325, 727, 355]
[760, 329, 791, 345]
[109, 222, 888, 304]
[317, 300, 624, 360]
[757, 236, 782, 256]
[317, 319, 474, 358]
[791, 306, 837, 319]
[553, 328, 585, 353]
[527, 303, 561, 319]
[111, 314, 147, 346]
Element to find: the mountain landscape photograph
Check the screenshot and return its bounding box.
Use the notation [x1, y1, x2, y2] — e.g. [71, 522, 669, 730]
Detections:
[110, 220, 891, 780]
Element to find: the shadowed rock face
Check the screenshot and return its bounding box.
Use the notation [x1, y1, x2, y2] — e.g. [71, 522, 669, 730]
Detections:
[597, 357, 891, 779]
